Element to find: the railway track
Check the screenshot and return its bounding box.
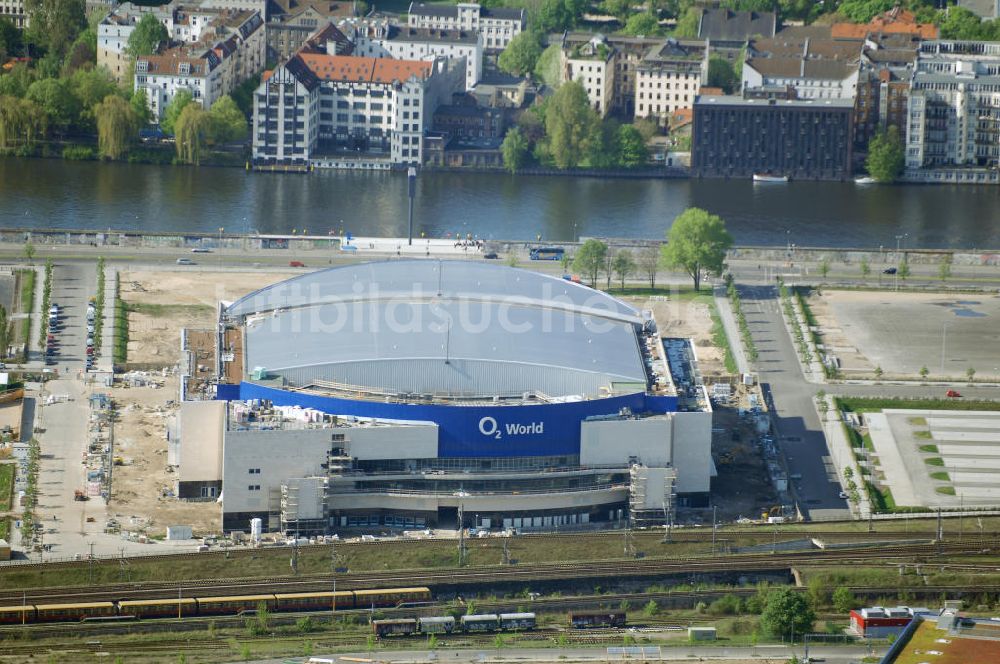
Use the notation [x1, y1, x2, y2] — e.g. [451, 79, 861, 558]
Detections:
[0, 540, 992, 606]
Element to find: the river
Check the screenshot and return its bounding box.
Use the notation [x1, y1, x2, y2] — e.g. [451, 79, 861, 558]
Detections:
[2, 157, 999, 249]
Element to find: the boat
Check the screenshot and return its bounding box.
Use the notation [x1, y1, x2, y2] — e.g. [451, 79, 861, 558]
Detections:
[854, 176, 877, 185]
[752, 174, 789, 183]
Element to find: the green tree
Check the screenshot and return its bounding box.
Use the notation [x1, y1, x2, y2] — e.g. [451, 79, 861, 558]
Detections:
[832, 586, 856, 613]
[126, 13, 168, 59]
[819, 258, 830, 279]
[0, 18, 21, 61]
[501, 127, 530, 174]
[837, 0, 895, 23]
[601, 0, 631, 20]
[874, 365, 883, 380]
[160, 89, 194, 135]
[131, 88, 152, 126]
[967, 366, 976, 382]
[174, 103, 214, 164]
[611, 249, 635, 288]
[23, 242, 35, 263]
[940, 7, 984, 40]
[62, 29, 96, 76]
[535, 0, 572, 33]
[545, 80, 597, 169]
[587, 117, 621, 169]
[0, 96, 46, 148]
[707, 56, 738, 94]
[427, 633, 438, 649]
[617, 124, 648, 167]
[673, 7, 700, 37]
[643, 599, 658, 616]
[865, 126, 905, 183]
[71, 67, 118, 131]
[637, 244, 660, 288]
[498, 30, 543, 76]
[661, 207, 733, 291]
[938, 255, 952, 281]
[760, 587, 816, 639]
[534, 44, 562, 88]
[898, 257, 910, 281]
[25, 78, 79, 136]
[860, 257, 870, 279]
[24, 0, 86, 59]
[573, 238, 608, 287]
[622, 11, 661, 36]
[209, 95, 247, 143]
[919, 365, 929, 379]
[95, 94, 140, 160]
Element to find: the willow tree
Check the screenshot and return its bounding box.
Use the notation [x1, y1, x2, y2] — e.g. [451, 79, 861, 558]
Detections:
[95, 94, 139, 160]
[174, 103, 214, 165]
[0, 95, 47, 149]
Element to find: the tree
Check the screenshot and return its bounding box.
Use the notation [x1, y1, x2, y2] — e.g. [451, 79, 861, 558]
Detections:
[940, 7, 984, 40]
[874, 365, 883, 380]
[24, 0, 86, 59]
[131, 88, 152, 126]
[898, 257, 910, 281]
[0, 18, 21, 62]
[661, 208, 733, 291]
[967, 366, 976, 382]
[637, 244, 660, 288]
[25, 78, 79, 136]
[126, 13, 168, 59]
[760, 587, 816, 639]
[919, 365, 929, 380]
[573, 238, 608, 287]
[0, 96, 47, 149]
[23, 242, 35, 264]
[0, 64, 37, 98]
[600, 0, 631, 20]
[865, 126, 905, 183]
[62, 30, 96, 76]
[837, 0, 895, 23]
[175, 103, 213, 164]
[545, 81, 597, 169]
[209, 95, 247, 143]
[534, 44, 562, 88]
[161, 89, 194, 135]
[673, 7, 700, 37]
[707, 56, 739, 94]
[819, 258, 830, 279]
[71, 67, 118, 131]
[534, 0, 572, 33]
[498, 31, 543, 76]
[621, 12, 662, 36]
[587, 117, 621, 169]
[938, 255, 952, 282]
[617, 124, 648, 167]
[501, 127, 530, 174]
[95, 94, 140, 160]
[832, 586, 856, 613]
[860, 257, 870, 279]
[611, 250, 635, 288]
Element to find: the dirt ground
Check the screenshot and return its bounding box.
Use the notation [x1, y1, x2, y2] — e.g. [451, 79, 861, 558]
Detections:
[120, 270, 286, 365]
[803, 290, 872, 374]
[109, 374, 220, 534]
[637, 295, 725, 376]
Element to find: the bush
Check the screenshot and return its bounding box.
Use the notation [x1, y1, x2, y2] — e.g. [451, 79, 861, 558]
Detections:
[708, 594, 742, 615]
[62, 145, 96, 160]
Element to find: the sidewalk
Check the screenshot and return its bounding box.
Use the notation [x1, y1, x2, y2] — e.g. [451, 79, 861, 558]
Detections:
[713, 285, 750, 374]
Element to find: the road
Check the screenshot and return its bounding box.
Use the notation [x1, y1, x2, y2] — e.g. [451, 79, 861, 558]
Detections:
[256, 644, 882, 664]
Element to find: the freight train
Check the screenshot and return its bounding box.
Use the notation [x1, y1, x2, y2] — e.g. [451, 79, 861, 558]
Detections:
[0, 587, 432, 625]
[372, 612, 537, 637]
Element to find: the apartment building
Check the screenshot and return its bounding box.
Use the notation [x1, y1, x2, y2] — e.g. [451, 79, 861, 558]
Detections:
[407, 2, 524, 51]
[743, 36, 862, 100]
[252, 50, 464, 167]
[134, 9, 265, 120]
[692, 88, 854, 180]
[906, 40, 1000, 173]
[347, 20, 483, 91]
[697, 8, 776, 63]
[266, 0, 355, 62]
[562, 34, 616, 117]
[98, 3, 174, 83]
[853, 32, 917, 152]
[0, 0, 27, 29]
[635, 39, 708, 123]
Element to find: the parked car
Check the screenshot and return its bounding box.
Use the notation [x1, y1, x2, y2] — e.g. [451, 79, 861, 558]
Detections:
[946, 389, 962, 398]
[191, 248, 213, 253]
[176, 258, 194, 265]
[289, 261, 305, 267]
[883, 267, 897, 275]
[483, 252, 498, 260]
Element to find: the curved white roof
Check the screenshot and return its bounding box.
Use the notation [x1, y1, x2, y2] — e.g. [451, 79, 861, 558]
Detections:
[227, 260, 649, 398]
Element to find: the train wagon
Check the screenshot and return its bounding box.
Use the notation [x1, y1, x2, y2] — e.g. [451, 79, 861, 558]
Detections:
[461, 614, 500, 632]
[570, 610, 626, 629]
[35, 602, 116, 622]
[354, 587, 431, 608]
[372, 618, 418, 637]
[273, 591, 354, 613]
[196, 594, 275, 616]
[419, 616, 456, 634]
[119, 598, 198, 619]
[499, 613, 536, 631]
[0, 605, 35, 624]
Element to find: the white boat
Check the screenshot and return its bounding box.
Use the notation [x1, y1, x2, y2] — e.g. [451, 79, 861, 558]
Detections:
[752, 174, 789, 183]
[854, 176, 877, 185]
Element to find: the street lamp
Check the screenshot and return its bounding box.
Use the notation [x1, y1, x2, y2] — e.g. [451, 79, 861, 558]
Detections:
[941, 320, 950, 376]
[894, 233, 908, 291]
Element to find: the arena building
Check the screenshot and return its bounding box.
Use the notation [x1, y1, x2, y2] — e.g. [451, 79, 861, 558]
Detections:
[175, 260, 714, 534]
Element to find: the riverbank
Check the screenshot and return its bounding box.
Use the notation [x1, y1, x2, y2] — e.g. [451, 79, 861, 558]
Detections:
[1, 140, 248, 167]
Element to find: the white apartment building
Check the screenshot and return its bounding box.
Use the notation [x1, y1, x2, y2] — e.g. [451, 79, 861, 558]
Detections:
[0, 0, 27, 29]
[253, 52, 464, 167]
[347, 20, 482, 92]
[742, 37, 861, 101]
[562, 34, 615, 117]
[407, 2, 525, 50]
[134, 10, 265, 121]
[98, 3, 175, 83]
[906, 40, 1000, 172]
[635, 39, 708, 121]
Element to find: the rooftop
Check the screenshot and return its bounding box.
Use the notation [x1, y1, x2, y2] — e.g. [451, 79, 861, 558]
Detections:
[407, 2, 524, 22]
[296, 53, 434, 84]
[225, 261, 654, 400]
[831, 7, 939, 40]
[387, 25, 480, 45]
[889, 617, 1000, 664]
[268, 0, 354, 19]
[696, 93, 855, 109]
[697, 8, 776, 42]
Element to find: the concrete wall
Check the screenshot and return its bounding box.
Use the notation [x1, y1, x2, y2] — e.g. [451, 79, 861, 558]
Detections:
[580, 416, 672, 466]
[178, 400, 225, 483]
[671, 411, 713, 494]
[348, 423, 438, 460]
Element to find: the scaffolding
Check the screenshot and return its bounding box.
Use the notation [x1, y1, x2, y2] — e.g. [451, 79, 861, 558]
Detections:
[628, 464, 676, 528]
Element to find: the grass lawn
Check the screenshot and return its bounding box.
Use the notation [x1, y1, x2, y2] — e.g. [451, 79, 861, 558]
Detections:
[836, 397, 1000, 413]
[930, 471, 950, 481]
[925, 457, 945, 466]
[0, 463, 13, 511]
[937, 486, 957, 495]
[13, 269, 34, 344]
[127, 303, 214, 318]
[919, 444, 939, 453]
[0, 517, 8, 540]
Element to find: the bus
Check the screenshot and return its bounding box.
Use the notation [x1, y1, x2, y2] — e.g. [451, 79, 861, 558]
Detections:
[529, 247, 564, 261]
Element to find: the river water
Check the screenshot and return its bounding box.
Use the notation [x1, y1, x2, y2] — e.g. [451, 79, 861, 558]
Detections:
[2, 157, 999, 249]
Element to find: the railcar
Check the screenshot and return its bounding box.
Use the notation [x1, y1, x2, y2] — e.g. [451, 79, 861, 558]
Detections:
[273, 591, 354, 613]
[118, 598, 198, 619]
[195, 594, 275, 616]
[499, 612, 535, 630]
[0, 605, 34, 624]
[35, 602, 115, 622]
[461, 614, 500, 632]
[569, 610, 626, 629]
[354, 587, 431, 608]
[418, 616, 455, 634]
[372, 618, 418, 637]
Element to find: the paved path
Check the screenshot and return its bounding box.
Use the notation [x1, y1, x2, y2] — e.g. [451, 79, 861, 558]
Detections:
[713, 285, 750, 375]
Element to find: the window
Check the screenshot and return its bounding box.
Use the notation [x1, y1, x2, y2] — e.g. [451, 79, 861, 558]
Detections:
[249, 468, 261, 474]
[248, 485, 261, 491]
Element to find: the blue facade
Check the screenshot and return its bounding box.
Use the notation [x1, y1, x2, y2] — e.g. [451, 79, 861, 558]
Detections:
[223, 382, 678, 458]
